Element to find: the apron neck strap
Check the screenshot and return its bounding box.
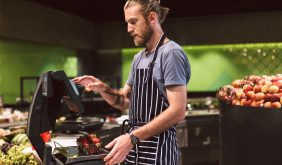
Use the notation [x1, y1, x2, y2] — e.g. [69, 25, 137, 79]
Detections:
[149, 33, 166, 67]
[143, 34, 166, 84]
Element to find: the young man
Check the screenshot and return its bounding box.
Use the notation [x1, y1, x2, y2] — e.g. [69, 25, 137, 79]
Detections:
[73, 0, 191, 164]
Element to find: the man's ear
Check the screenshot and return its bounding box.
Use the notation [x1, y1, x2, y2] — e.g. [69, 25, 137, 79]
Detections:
[148, 11, 158, 25]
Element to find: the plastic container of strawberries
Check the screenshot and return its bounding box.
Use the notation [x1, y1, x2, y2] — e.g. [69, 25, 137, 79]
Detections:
[77, 141, 101, 155]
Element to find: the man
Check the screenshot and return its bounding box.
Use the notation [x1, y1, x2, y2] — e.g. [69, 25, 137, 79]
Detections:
[73, 0, 191, 164]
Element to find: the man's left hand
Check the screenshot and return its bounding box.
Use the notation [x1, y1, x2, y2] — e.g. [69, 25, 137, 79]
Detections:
[104, 134, 133, 165]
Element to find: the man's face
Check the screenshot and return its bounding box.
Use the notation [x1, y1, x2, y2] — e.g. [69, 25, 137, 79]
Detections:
[124, 4, 153, 46]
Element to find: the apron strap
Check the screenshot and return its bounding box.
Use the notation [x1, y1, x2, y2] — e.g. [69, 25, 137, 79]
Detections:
[151, 33, 166, 67]
[145, 33, 166, 83]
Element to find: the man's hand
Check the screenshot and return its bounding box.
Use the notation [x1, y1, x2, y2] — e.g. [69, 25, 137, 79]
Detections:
[104, 134, 133, 165]
[72, 75, 106, 93]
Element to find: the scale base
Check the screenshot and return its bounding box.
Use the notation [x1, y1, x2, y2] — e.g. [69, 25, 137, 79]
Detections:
[52, 146, 106, 165]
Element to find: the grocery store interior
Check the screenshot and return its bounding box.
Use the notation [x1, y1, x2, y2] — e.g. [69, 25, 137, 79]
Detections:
[0, 0, 282, 164]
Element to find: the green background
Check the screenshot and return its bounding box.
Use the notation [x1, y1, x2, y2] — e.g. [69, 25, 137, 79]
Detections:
[1, 39, 282, 104]
[122, 43, 282, 91]
[0, 39, 78, 104]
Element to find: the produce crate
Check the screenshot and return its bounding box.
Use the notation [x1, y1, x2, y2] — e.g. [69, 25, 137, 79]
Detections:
[219, 101, 282, 165]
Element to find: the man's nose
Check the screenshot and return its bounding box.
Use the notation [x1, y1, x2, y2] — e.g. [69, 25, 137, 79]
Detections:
[128, 24, 134, 34]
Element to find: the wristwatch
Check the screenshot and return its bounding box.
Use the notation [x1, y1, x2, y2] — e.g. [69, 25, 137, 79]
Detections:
[129, 133, 140, 145]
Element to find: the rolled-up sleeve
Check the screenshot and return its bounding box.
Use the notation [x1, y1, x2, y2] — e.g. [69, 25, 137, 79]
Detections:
[126, 61, 135, 87]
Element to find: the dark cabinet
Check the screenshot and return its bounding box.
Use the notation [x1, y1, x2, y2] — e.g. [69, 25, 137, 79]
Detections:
[177, 114, 220, 165]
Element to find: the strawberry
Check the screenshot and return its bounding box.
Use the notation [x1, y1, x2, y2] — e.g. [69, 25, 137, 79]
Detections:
[90, 134, 97, 138]
[92, 137, 100, 143]
[81, 139, 88, 145]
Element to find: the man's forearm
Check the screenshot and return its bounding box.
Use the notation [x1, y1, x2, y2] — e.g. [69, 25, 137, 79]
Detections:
[99, 86, 130, 111]
[131, 106, 185, 140]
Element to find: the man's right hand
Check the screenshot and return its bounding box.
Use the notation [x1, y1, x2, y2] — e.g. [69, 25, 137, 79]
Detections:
[72, 75, 106, 93]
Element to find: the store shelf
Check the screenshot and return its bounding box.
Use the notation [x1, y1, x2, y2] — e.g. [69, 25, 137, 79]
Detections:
[0, 121, 27, 129]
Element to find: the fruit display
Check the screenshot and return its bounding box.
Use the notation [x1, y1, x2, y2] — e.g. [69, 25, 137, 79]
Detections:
[0, 136, 38, 165]
[0, 109, 28, 123]
[11, 133, 29, 145]
[217, 74, 282, 108]
[0, 141, 14, 154]
[76, 133, 102, 155]
[0, 128, 10, 137]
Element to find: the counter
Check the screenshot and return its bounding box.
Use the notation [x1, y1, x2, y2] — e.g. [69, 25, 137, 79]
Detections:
[50, 122, 121, 149]
[50, 111, 220, 165]
[0, 110, 220, 165]
[177, 110, 220, 165]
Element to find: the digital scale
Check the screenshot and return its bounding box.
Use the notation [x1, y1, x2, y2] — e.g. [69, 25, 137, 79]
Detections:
[26, 71, 108, 165]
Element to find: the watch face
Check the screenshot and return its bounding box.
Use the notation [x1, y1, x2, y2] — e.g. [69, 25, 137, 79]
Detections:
[132, 137, 138, 144]
[130, 134, 139, 145]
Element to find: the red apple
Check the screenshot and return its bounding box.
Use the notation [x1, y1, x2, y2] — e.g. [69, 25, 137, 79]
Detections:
[231, 94, 237, 101]
[246, 91, 256, 100]
[264, 102, 272, 108]
[257, 79, 266, 85]
[241, 80, 254, 86]
[256, 100, 264, 107]
[268, 85, 279, 94]
[232, 79, 242, 88]
[241, 92, 247, 99]
[232, 100, 240, 105]
[271, 102, 281, 108]
[265, 94, 271, 101]
[253, 85, 263, 93]
[222, 96, 230, 102]
[272, 80, 282, 88]
[255, 92, 265, 101]
[271, 77, 282, 82]
[240, 99, 246, 105]
[265, 80, 272, 86]
[250, 101, 257, 107]
[243, 85, 253, 93]
[261, 85, 269, 93]
[265, 94, 280, 102]
[241, 99, 251, 106]
[246, 75, 262, 83]
[235, 89, 243, 99]
[229, 88, 236, 97]
[246, 100, 252, 106]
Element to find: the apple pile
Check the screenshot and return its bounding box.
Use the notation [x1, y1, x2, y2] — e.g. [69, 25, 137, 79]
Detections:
[217, 74, 282, 108]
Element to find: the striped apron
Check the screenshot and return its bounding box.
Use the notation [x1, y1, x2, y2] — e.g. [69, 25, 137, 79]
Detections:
[124, 34, 180, 165]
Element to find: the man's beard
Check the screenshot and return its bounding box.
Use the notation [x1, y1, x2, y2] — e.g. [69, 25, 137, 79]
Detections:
[133, 24, 153, 46]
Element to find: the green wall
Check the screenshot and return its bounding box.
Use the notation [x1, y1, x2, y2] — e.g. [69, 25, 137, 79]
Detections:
[0, 39, 78, 104]
[122, 43, 282, 91]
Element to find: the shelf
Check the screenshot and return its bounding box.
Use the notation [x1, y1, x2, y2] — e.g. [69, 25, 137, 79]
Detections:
[0, 121, 27, 129]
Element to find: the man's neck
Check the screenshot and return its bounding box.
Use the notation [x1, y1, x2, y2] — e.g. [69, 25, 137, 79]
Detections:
[146, 31, 164, 53]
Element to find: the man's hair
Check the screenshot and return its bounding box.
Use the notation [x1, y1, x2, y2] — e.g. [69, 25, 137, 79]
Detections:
[124, 0, 170, 24]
